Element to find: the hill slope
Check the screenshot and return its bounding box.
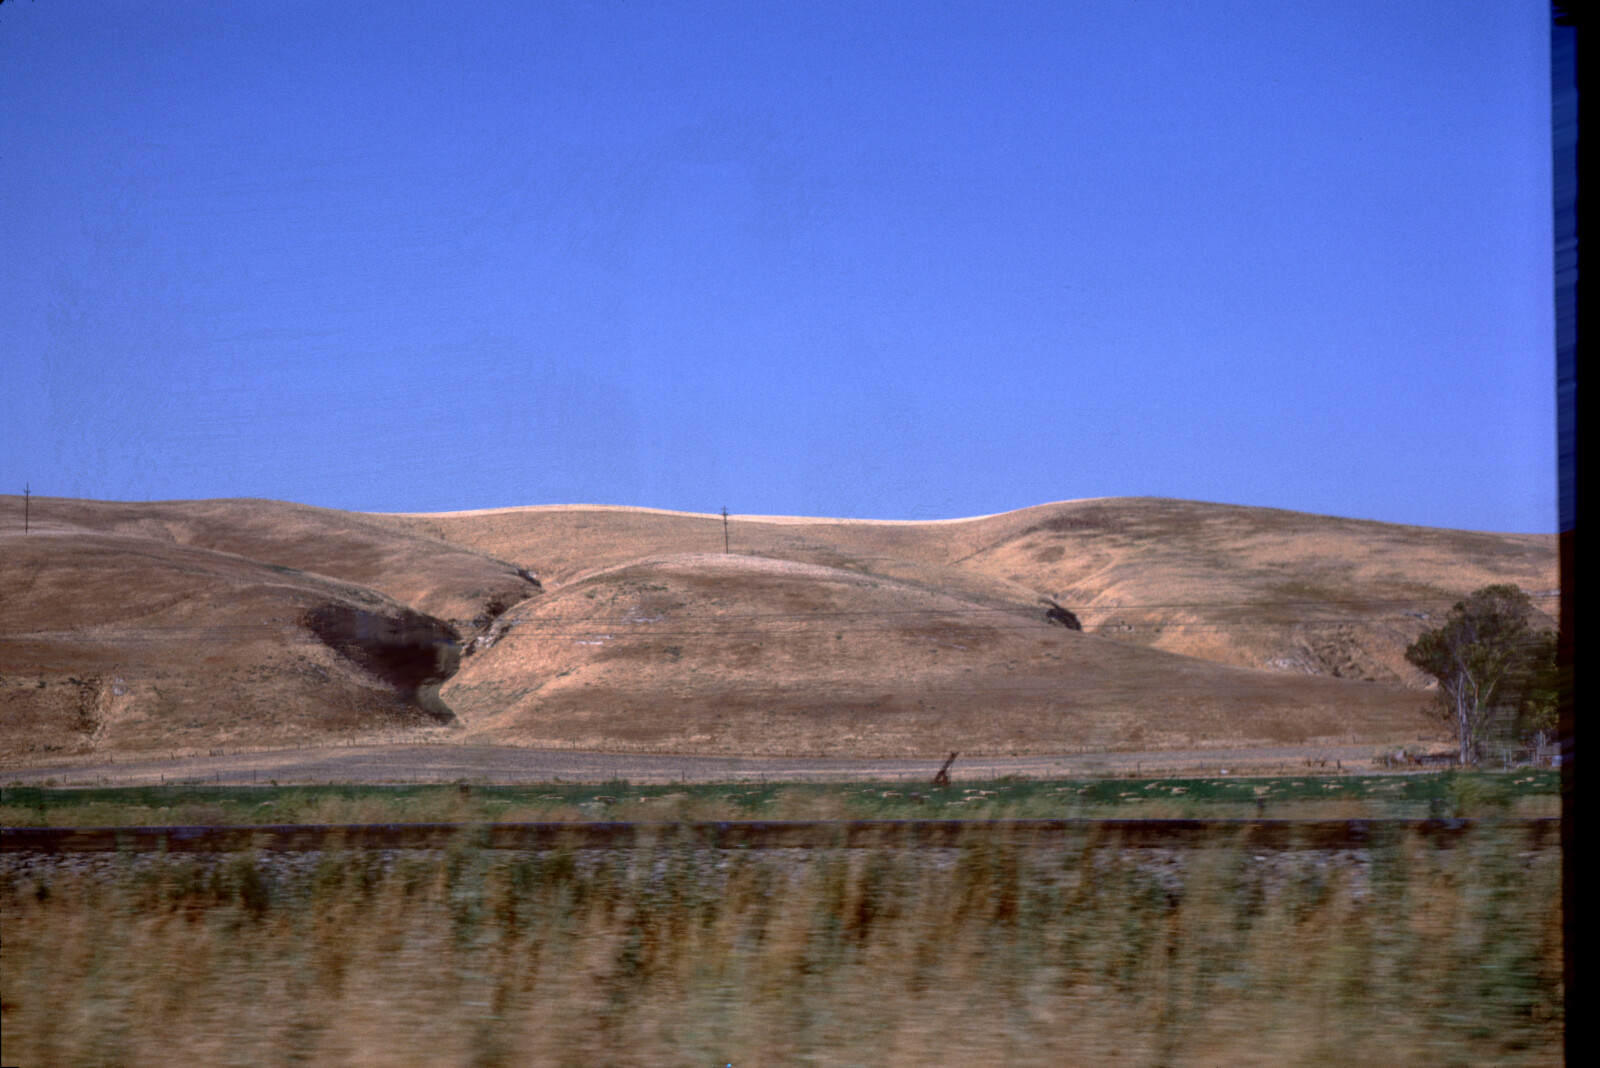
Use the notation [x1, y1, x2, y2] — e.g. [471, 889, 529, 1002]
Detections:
[6, 497, 540, 625]
[442, 552, 1427, 756]
[0, 530, 461, 760]
[0, 495, 1556, 763]
[377, 497, 1557, 685]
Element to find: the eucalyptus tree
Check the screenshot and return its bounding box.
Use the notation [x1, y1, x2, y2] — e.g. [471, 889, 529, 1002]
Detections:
[1405, 585, 1556, 766]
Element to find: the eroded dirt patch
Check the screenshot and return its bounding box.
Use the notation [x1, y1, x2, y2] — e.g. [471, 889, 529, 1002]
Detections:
[299, 604, 462, 720]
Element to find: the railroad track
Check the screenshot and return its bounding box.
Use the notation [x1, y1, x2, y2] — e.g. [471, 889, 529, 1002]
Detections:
[1, 818, 1558, 853]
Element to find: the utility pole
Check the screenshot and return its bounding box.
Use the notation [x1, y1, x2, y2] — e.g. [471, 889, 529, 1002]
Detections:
[23, 483, 28, 534]
[721, 506, 730, 554]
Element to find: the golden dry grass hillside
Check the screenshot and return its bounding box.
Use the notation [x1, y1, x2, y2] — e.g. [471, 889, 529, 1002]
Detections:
[0, 530, 456, 762]
[0, 494, 1556, 763]
[441, 551, 1426, 756]
[378, 497, 1557, 685]
[3, 496, 539, 624]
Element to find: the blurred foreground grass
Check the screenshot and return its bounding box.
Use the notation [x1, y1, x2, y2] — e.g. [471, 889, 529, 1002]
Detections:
[1, 822, 1561, 1066]
[0, 769, 1561, 827]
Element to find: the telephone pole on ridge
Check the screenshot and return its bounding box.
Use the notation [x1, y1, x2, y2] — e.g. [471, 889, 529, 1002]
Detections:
[23, 483, 28, 534]
[721, 506, 729, 553]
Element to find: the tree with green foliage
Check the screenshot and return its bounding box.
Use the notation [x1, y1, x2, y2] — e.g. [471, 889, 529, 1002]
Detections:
[1405, 585, 1557, 766]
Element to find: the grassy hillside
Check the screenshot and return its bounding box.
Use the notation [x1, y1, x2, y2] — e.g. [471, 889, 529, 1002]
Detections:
[0, 495, 1555, 763]
[0, 531, 459, 761]
[442, 551, 1427, 756]
[379, 497, 1557, 683]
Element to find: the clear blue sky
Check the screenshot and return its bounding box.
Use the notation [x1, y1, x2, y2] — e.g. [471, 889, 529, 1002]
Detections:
[1, 1, 1556, 531]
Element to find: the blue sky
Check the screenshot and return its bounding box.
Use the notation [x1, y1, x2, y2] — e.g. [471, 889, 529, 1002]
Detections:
[1, 1, 1556, 530]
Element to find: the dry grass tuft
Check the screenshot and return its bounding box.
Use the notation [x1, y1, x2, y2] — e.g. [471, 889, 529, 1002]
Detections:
[1, 825, 1561, 1066]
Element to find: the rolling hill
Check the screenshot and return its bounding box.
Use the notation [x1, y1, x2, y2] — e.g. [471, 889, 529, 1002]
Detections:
[377, 497, 1557, 686]
[0, 495, 1557, 763]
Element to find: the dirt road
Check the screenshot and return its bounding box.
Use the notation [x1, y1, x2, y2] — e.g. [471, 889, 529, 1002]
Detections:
[1, 742, 1395, 786]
